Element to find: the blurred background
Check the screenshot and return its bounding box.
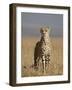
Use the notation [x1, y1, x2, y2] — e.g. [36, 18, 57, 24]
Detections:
[21, 12, 63, 37]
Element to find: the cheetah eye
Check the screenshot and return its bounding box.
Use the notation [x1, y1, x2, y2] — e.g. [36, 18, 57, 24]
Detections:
[45, 30, 47, 32]
[40, 28, 43, 33]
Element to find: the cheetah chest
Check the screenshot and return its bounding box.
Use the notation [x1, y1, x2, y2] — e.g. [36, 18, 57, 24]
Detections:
[40, 41, 51, 55]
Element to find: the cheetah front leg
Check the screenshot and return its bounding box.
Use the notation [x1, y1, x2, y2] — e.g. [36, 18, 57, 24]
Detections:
[45, 54, 51, 72]
[42, 55, 46, 74]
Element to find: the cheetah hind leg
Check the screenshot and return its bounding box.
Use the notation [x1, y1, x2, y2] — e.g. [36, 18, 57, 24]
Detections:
[34, 57, 39, 70]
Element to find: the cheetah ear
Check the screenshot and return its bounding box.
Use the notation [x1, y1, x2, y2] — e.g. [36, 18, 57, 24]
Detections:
[40, 28, 43, 33]
[47, 26, 51, 33]
[47, 26, 50, 30]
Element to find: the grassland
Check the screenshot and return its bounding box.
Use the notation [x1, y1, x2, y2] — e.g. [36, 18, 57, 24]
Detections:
[21, 37, 63, 77]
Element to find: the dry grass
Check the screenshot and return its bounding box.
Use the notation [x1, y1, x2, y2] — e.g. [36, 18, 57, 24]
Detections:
[21, 37, 63, 77]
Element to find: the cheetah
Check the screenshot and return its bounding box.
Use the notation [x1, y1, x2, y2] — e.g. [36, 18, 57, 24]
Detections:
[34, 27, 52, 73]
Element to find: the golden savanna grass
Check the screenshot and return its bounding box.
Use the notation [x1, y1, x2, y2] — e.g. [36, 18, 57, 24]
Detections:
[21, 37, 63, 77]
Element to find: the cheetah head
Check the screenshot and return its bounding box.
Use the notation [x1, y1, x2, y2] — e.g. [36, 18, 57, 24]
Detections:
[40, 27, 50, 38]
